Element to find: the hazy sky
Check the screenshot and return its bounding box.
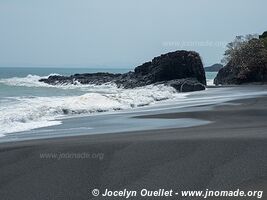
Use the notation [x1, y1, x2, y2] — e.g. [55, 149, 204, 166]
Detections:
[0, 0, 266, 68]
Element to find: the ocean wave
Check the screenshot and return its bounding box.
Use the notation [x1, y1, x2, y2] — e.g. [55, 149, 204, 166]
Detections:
[0, 74, 59, 88]
[0, 84, 182, 135]
[207, 79, 215, 86]
[0, 74, 123, 93]
[0, 74, 216, 91]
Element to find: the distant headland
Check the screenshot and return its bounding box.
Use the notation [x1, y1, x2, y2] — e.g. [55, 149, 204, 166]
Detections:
[215, 31, 267, 85]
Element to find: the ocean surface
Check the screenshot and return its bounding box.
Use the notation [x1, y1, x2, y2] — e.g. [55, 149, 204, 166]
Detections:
[0, 67, 217, 137]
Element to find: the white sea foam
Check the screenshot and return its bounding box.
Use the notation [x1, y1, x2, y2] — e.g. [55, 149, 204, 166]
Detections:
[0, 74, 59, 88]
[207, 79, 215, 86]
[0, 74, 127, 96]
[0, 84, 180, 135]
[0, 74, 119, 92]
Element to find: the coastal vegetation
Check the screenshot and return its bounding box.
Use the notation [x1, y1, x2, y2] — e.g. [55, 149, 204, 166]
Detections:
[214, 31, 267, 85]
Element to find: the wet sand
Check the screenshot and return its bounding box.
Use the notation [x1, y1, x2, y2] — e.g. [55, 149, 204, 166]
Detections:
[0, 96, 267, 199]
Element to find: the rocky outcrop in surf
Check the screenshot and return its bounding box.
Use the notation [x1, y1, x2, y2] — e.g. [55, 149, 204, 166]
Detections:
[40, 50, 206, 92]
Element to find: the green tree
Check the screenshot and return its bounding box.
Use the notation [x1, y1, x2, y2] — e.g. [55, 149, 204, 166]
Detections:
[259, 31, 267, 48]
[222, 33, 267, 82]
[221, 34, 258, 64]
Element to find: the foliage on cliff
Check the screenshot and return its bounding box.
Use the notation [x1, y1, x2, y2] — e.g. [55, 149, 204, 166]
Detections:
[214, 31, 267, 85]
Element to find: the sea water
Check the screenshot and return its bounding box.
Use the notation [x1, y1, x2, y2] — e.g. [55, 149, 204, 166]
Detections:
[0, 67, 217, 136]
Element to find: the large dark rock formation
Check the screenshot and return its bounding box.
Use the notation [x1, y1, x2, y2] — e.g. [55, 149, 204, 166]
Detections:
[214, 61, 267, 85]
[214, 47, 267, 85]
[40, 50, 206, 92]
[214, 62, 245, 85]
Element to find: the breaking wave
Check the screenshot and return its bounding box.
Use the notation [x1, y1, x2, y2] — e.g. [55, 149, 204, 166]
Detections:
[0, 75, 185, 135]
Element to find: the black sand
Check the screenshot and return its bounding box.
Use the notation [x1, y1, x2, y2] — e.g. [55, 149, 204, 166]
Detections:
[0, 97, 267, 200]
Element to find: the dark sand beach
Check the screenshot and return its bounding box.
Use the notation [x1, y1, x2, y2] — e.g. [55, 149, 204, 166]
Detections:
[1, 1, 267, 199]
[0, 96, 267, 200]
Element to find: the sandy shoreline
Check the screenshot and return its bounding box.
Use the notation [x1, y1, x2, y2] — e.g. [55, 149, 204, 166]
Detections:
[0, 96, 267, 199]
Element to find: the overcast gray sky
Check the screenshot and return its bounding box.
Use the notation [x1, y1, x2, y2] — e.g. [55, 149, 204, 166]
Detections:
[0, 0, 266, 68]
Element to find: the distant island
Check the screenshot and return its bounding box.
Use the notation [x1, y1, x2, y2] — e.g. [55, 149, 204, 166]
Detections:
[205, 64, 223, 72]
